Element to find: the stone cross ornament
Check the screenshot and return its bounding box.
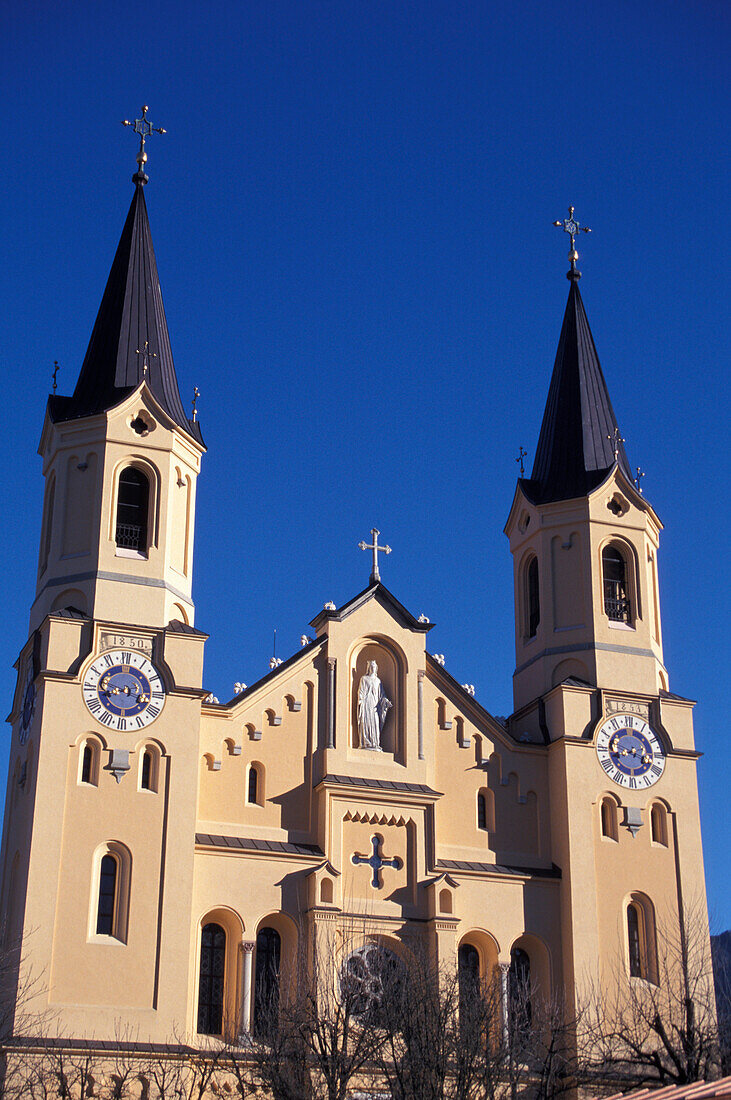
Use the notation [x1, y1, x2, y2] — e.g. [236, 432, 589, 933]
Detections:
[352, 835, 402, 889]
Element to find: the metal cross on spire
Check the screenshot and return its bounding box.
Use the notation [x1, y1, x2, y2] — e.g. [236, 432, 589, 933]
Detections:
[358, 528, 392, 585]
[136, 340, 157, 377]
[52, 360, 60, 395]
[516, 446, 528, 476]
[553, 205, 591, 279]
[634, 467, 645, 494]
[191, 387, 201, 422]
[607, 426, 625, 461]
[121, 105, 166, 185]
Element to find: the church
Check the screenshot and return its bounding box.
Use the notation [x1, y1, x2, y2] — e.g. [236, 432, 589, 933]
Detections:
[0, 113, 711, 1053]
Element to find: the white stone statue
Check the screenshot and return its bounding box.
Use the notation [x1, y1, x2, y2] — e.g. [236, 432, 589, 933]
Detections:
[357, 660, 392, 750]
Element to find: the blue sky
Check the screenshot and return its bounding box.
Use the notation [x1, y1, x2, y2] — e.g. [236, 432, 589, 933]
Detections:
[1, 1, 729, 925]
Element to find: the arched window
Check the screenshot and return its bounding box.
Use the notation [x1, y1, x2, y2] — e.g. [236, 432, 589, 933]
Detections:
[600, 797, 618, 841]
[79, 739, 101, 786]
[96, 854, 118, 936]
[527, 557, 540, 637]
[81, 744, 93, 784]
[458, 942, 480, 1023]
[603, 546, 631, 623]
[477, 792, 487, 831]
[254, 927, 281, 1037]
[248, 766, 259, 805]
[197, 922, 226, 1035]
[508, 947, 532, 1029]
[141, 750, 153, 791]
[627, 904, 643, 977]
[115, 468, 149, 553]
[458, 943, 480, 989]
[39, 476, 55, 574]
[651, 803, 668, 846]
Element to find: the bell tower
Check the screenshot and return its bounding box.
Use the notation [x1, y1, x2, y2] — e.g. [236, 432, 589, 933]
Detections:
[505, 211, 666, 711]
[30, 112, 205, 633]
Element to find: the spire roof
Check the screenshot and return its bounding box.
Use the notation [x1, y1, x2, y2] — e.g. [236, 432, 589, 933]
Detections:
[49, 182, 202, 445]
[523, 277, 630, 504]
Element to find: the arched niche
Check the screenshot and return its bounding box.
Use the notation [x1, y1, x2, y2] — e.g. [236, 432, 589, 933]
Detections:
[349, 638, 403, 757]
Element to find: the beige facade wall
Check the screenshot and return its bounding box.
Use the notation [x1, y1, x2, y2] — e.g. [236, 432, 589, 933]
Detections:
[0, 370, 711, 1055]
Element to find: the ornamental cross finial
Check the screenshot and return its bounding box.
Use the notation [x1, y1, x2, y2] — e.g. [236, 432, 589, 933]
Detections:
[516, 445, 528, 476]
[136, 340, 157, 377]
[358, 528, 392, 585]
[192, 386, 201, 422]
[553, 205, 591, 279]
[607, 426, 625, 461]
[351, 835, 402, 889]
[634, 467, 645, 494]
[52, 360, 60, 395]
[121, 105, 166, 185]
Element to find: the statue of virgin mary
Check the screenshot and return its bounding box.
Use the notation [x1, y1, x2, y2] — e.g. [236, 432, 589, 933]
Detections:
[357, 660, 392, 750]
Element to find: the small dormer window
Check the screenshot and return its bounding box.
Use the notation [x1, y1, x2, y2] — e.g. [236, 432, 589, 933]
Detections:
[115, 468, 149, 554]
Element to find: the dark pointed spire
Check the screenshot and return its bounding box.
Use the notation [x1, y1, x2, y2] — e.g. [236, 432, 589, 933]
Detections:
[49, 182, 202, 444]
[524, 278, 631, 504]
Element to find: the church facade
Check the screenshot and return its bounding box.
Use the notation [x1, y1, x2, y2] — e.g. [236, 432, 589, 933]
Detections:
[0, 150, 711, 1050]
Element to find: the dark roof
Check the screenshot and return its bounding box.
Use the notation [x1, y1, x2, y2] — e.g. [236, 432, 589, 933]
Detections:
[436, 858, 561, 879]
[523, 278, 631, 505]
[49, 183, 203, 446]
[320, 774, 441, 796]
[195, 833, 324, 857]
[166, 618, 208, 637]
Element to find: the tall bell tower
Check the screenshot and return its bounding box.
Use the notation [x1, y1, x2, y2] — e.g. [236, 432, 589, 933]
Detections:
[505, 209, 666, 711]
[0, 115, 209, 1040]
[31, 109, 205, 633]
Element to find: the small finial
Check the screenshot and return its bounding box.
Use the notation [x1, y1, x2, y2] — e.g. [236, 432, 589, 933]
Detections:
[52, 360, 60, 395]
[607, 426, 625, 461]
[553, 205, 591, 279]
[516, 445, 528, 476]
[634, 467, 645, 494]
[122, 105, 166, 185]
[192, 386, 200, 421]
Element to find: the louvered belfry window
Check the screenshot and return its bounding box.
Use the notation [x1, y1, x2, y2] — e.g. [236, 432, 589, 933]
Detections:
[527, 557, 540, 637]
[115, 468, 149, 552]
[603, 546, 631, 623]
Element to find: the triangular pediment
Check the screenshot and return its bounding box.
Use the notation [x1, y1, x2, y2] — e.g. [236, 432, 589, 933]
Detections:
[309, 582, 434, 634]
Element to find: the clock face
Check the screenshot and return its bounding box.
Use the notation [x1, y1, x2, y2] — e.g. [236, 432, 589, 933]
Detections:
[18, 661, 35, 745]
[82, 649, 165, 731]
[595, 714, 665, 790]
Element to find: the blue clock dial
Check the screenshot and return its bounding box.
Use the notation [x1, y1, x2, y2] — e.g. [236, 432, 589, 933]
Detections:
[97, 666, 152, 718]
[595, 714, 665, 790]
[608, 729, 654, 777]
[82, 649, 165, 731]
